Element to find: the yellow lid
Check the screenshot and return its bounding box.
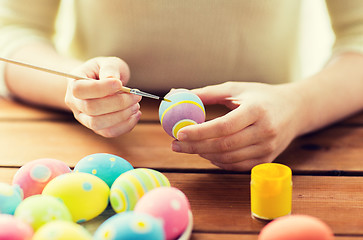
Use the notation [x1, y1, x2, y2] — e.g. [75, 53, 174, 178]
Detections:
[250, 163, 292, 220]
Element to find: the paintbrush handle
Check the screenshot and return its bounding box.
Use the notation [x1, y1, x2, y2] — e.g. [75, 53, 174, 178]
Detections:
[0, 56, 168, 101]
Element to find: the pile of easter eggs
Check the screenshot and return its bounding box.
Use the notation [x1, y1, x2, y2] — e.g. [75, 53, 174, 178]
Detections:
[0, 153, 192, 240]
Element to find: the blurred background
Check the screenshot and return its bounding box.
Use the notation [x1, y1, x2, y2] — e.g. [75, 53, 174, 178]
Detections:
[299, 0, 334, 79]
[55, 0, 335, 82]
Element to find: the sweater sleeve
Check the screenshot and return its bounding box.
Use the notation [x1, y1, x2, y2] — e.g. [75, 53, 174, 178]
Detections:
[0, 0, 60, 96]
[326, 0, 363, 55]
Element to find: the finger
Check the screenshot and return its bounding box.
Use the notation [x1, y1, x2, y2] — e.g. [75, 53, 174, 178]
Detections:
[74, 92, 141, 116]
[96, 57, 130, 85]
[71, 78, 123, 99]
[72, 57, 130, 84]
[75, 103, 140, 131]
[198, 143, 273, 164]
[172, 125, 269, 154]
[177, 105, 259, 141]
[192, 84, 232, 105]
[191, 82, 243, 105]
[95, 111, 142, 138]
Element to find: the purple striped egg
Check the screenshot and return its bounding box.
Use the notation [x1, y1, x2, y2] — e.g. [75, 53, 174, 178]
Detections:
[159, 89, 205, 139]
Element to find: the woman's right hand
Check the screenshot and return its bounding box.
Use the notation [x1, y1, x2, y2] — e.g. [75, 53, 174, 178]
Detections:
[65, 57, 142, 137]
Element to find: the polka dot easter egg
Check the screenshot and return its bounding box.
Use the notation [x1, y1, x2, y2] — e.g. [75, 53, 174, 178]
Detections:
[94, 211, 164, 240]
[12, 158, 71, 198]
[42, 172, 110, 223]
[110, 168, 170, 213]
[135, 187, 191, 240]
[14, 194, 72, 231]
[159, 89, 205, 139]
[0, 182, 23, 214]
[0, 214, 33, 240]
[74, 153, 134, 187]
[33, 220, 92, 240]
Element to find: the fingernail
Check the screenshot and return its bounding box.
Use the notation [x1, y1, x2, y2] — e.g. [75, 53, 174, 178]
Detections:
[131, 104, 140, 114]
[172, 142, 181, 152]
[177, 132, 187, 141]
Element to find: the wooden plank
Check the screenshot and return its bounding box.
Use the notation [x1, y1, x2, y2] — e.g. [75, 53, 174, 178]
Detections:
[338, 111, 363, 126]
[1, 168, 362, 236]
[2, 120, 363, 172]
[191, 233, 258, 240]
[277, 125, 363, 172]
[190, 235, 360, 240]
[168, 173, 363, 235]
[0, 167, 17, 183]
[0, 121, 216, 169]
[190, 234, 360, 240]
[0, 97, 72, 121]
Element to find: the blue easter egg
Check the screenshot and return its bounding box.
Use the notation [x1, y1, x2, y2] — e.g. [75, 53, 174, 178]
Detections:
[0, 183, 23, 215]
[74, 153, 134, 187]
[94, 211, 164, 240]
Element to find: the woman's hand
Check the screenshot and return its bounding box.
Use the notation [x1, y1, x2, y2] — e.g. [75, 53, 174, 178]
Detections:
[171, 81, 303, 171]
[65, 57, 142, 137]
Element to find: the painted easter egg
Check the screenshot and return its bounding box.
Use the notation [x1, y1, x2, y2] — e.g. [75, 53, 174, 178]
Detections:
[94, 211, 164, 240]
[14, 194, 72, 231]
[74, 153, 134, 187]
[159, 89, 205, 139]
[135, 187, 191, 240]
[258, 215, 334, 240]
[12, 158, 71, 198]
[110, 168, 170, 213]
[0, 182, 23, 214]
[0, 214, 33, 240]
[42, 172, 109, 223]
[32, 220, 92, 240]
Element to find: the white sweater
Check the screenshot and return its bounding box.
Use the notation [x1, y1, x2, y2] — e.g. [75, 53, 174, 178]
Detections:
[0, 0, 363, 95]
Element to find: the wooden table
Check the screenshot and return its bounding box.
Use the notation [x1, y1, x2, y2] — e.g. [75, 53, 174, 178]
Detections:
[1, 96, 363, 239]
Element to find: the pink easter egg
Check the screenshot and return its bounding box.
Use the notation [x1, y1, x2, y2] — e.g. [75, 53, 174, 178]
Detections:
[258, 215, 334, 240]
[0, 214, 33, 240]
[12, 158, 71, 198]
[134, 187, 191, 240]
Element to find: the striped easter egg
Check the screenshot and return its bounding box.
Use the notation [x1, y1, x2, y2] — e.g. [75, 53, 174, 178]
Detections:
[109, 168, 170, 213]
[159, 89, 205, 139]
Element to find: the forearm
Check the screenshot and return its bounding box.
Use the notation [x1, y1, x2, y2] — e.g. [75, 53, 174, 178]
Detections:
[4, 42, 83, 111]
[292, 52, 363, 136]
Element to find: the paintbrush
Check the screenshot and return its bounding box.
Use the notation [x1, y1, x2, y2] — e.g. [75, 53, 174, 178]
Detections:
[0, 56, 170, 102]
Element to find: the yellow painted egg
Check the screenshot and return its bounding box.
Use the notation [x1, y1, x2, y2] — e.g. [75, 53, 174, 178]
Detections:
[110, 168, 170, 213]
[42, 172, 109, 223]
[14, 195, 72, 231]
[32, 220, 92, 240]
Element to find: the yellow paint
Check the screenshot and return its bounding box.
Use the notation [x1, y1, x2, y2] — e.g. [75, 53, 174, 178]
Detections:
[160, 100, 205, 124]
[127, 175, 145, 198]
[250, 163, 292, 220]
[172, 120, 197, 139]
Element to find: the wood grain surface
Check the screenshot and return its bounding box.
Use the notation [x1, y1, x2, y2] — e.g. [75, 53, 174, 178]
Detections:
[1, 97, 363, 239]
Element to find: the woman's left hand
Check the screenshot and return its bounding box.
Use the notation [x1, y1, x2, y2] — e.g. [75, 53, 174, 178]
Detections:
[171, 81, 303, 171]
